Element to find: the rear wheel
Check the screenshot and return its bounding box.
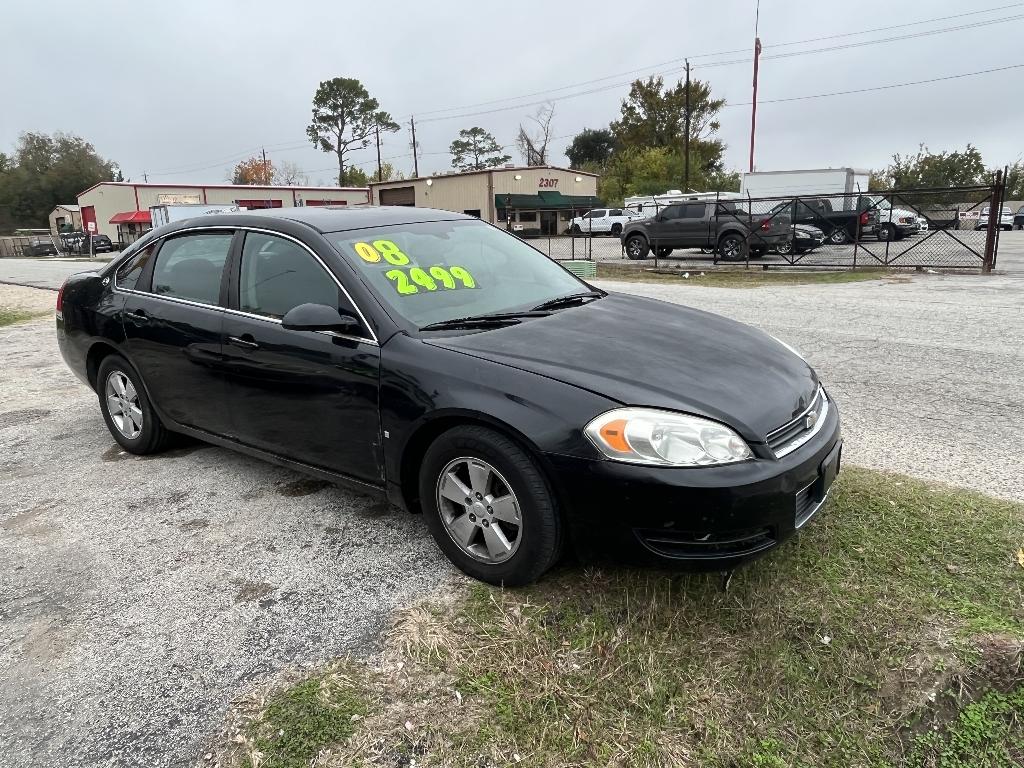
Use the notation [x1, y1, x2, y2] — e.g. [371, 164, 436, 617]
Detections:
[419, 426, 562, 586]
[625, 235, 650, 260]
[655, 246, 673, 258]
[96, 354, 171, 455]
[776, 240, 794, 255]
[718, 233, 746, 261]
[570, 224, 581, 234]
[827, 228, 849, 245]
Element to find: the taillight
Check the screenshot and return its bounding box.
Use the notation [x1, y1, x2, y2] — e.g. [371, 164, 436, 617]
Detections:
[760, 219, 771, 231]
[56, 280, 66, 316]
[859, 211, 869, 226]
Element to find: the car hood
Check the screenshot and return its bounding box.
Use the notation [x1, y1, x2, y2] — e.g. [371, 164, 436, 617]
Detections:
[423, 293, 818, 441]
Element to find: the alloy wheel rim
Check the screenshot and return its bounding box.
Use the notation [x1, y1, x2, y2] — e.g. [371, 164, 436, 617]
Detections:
[105, 370, 143, 439]
[722, 239, 740, 258]
[436, 457, 522, 564]
[829, 230, 847, 244]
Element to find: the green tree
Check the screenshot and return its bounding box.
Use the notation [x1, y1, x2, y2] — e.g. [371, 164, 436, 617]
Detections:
[306, 77, 399, 186]
[370, 161, 400, 183]
[449, 127, 511, 172]
[611, 76, 725, 154]
[0, 132, 116, 230]
[565, 128, 616, 169]
[343, 166, 369, 187]
[872, 144, 987, 189]
[998, 160, 1023, 199]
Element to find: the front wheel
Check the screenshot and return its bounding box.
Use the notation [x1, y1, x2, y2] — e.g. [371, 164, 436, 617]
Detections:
[96, 354, 171, 455]
[775, 240, 794, 256]
[878, 223, 897, 241]
[610, 223, 622, 237]
[827, 228, 849, 245]
[419, 426, 563, 586]
[655, 246, 673, 258]
[625, 235, 650, 260]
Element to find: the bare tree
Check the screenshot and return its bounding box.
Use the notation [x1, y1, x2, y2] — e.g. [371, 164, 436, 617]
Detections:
[274, 160, 308, 186]
[516, 103, 555, 166]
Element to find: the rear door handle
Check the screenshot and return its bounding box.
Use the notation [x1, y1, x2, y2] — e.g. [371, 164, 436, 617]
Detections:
[227, 335, 260, 350]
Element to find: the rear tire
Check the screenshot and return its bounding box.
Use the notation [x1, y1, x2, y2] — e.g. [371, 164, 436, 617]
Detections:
[655, 246, 673, 258]
[625, 235, 650, 260]
[96, 354, 171, 455]
[827, 228, 849, 245]
[570, 224, 581, 234]
[878, 223, 897, 241]
[718, 233, 746, 261]
[419, 426, 562, 586]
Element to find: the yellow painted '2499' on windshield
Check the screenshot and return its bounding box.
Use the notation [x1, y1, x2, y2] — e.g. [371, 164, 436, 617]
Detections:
[385, 266, 476, 295]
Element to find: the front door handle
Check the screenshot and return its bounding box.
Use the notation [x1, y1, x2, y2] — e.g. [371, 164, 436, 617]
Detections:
[227, 334, 260, 350]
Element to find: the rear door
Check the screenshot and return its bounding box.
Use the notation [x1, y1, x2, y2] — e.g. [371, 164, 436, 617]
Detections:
[119, 230, 234, 434]
[220, 230, 382, 482]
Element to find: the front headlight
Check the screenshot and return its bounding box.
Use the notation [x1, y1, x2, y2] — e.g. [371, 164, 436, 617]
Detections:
[584, 408, 753, 467]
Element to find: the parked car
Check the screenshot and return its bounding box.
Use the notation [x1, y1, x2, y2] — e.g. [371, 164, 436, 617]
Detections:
[621, 200, 793, 260]
[1015, 205, 1024, 230]
[976, 206, 1014, 231]
[23, 237, 59, 256]
[86, 234, 115, 253]
[775, 224, 825, 255]
[56, 207, 841, 586]
[766, 198, 876, 245]
[568, 208, 642, 237]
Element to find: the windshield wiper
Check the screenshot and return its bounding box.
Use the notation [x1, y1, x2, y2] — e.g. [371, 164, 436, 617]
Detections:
[419, 310, 550, 332]
[530, 291, 605, 312]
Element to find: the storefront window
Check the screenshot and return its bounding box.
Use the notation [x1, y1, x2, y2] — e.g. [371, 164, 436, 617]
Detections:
[519, 211, 538, 223]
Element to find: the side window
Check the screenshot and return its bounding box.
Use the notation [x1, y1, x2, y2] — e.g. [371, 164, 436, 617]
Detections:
[239, 233, 342, 319]
[592, 210, 606, 218]
[610, 209, 623, 217]
[682, 204, 707, 219]
[151, 232, 233, 305]
[115, 243, 157, 291]
[660, 205, 683, 219]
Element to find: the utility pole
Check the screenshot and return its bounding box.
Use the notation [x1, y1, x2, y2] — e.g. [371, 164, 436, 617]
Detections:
[410, 116, 419, 178]
[261, 147, 268, 183]
[683, 60, 691, 192]
[748, 0, 762, 173]
[143, 172, 148, 182]
[375, 124, 382, 182]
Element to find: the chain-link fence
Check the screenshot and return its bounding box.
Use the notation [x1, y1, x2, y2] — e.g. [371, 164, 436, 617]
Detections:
[532, 180, 1005, 272]
[0, 233, 61, 258]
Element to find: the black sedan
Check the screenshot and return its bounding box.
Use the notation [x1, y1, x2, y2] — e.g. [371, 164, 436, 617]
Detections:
[56, 207, 841, 585]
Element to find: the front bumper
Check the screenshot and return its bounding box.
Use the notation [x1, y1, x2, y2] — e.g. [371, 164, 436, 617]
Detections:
[546, 400, 842, 568]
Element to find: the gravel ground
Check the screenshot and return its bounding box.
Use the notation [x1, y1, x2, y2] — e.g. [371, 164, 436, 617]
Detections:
[0, 286, 452, 767]
[1, 265, 1022, 767]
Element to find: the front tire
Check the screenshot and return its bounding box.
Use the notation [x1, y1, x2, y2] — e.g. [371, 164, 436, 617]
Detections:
[718, 233, 746, 261]
[625, 234, 650, 260]
[419, 426, 562, 586]
[878, 223, 897, 241]
[610, 223, 622, 237]
[96, 354, 171, 455]
[655, 246, 673, 258]
[827, 228, 849, 245]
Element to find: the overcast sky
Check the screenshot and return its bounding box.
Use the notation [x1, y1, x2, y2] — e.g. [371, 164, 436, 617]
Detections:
[2, 0, 1022, 186]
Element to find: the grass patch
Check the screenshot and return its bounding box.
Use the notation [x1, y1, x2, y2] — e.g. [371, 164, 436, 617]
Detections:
[0, 307, 42, 327]
[595, 262, 892, 287]
[215, 468, 1024, 767]
[238, 664, 367, 768]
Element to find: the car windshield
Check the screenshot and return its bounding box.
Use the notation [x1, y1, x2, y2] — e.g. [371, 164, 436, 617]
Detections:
[332, 219, 589, 329]
[865, 196, 891, 211]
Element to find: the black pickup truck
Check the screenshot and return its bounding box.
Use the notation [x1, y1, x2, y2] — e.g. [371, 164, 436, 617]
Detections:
[621, 200, 792, 260]
[766, 197, 877, 245]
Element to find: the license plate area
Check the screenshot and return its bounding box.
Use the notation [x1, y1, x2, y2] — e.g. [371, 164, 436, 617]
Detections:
[795, 441, 842, 529]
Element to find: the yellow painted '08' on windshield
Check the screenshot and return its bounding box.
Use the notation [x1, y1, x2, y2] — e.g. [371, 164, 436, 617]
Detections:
[353, 239, 410, 265]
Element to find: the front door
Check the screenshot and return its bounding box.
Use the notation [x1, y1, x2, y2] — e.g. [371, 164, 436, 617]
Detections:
[120, 230, 234, 435]
[220, 231, 382, 482]
[675, 203, 712, 246]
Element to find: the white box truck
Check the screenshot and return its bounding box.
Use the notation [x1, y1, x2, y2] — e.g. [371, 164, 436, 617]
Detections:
[740, 168, 871, 210]
[149, 203, 246, 229]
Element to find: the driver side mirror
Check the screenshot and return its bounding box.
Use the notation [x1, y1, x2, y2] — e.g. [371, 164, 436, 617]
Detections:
[281, 303, 362, 335]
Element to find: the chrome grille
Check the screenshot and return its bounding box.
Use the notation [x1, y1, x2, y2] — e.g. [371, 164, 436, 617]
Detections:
[767, 387, 828, 458]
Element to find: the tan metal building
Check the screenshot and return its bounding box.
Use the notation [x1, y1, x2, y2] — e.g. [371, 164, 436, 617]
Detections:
[76, 182, 370, 243]
[48, 204, 83, 236]
[369, 166, 601, 236]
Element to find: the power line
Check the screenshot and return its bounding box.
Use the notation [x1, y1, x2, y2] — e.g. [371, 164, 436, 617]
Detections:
[407, 1, 1023, 119]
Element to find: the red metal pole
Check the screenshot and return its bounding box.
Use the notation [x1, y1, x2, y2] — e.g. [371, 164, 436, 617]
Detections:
[749, 37, 761, 173]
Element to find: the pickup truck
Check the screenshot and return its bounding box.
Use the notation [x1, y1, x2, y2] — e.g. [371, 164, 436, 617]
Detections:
[766, 198, 877, 245]
[856, 195, 920, 240]
[620, 200, 791, 260]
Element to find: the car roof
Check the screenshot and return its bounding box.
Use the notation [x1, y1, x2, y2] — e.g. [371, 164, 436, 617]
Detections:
[173, 205, 473, 235]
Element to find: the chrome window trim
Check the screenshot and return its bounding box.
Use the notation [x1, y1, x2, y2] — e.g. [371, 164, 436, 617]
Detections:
[771, 390, 829, 459]
[111, 224, 379, 346]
